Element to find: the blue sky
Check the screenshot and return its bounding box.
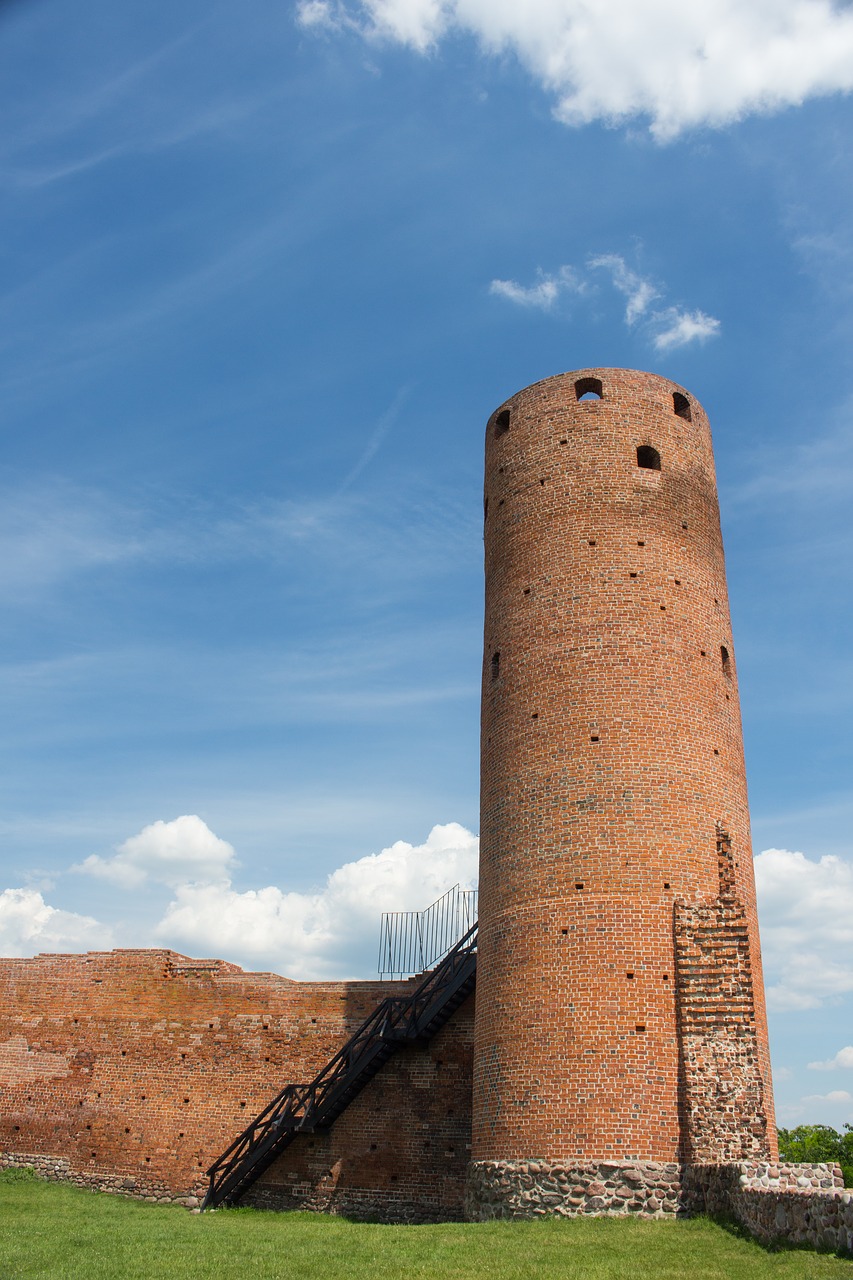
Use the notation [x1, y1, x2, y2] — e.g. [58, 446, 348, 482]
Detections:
[1, 0, 852, 1133]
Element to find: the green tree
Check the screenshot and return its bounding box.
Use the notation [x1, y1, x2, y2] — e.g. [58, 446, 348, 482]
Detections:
[777, 1123, 853, 1186]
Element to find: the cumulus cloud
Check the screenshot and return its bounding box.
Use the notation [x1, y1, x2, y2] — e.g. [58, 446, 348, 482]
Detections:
[0, 888, 113, 956]
[303, 0, 853, 139]
[73, 815, 236, 889]
[754, 847, 853, 1011]
[155, 821, 478, 979]
[809, 1046, 853, 1071]
[491, 253, 719, 352]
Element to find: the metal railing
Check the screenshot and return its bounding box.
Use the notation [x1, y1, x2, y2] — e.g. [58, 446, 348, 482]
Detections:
[377, 883, 478, 978]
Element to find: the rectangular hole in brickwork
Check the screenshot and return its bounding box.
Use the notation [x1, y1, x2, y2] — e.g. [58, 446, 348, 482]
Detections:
[531, 712, 538, 719]
[635, 1025, 646, 1032]
[575, 882, 584, 890]
[664, 881, 670, 889]
[561, 927, 569, 935]
[630, 572, 637, 578]
[663, 974, 669, 981]
[560, 439, 568, 444]
[590, 735, 599, 742]
[626, 973, 634, 980]
[637, 541, 645, 546]
[588, 539, 596, 545]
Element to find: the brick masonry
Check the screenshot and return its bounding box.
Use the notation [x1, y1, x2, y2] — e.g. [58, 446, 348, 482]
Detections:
[0, 947, 473, 1217]
[476, 369, 776, 1172]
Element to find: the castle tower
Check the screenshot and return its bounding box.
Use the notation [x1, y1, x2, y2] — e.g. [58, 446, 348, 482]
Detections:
[469, 369, 776, 1217]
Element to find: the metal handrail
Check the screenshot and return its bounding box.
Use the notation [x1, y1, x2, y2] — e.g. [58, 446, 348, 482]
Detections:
[378, 884, 478, 978]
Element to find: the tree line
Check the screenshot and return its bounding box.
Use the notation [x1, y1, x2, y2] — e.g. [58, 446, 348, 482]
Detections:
[777, 1124, 853, 1186]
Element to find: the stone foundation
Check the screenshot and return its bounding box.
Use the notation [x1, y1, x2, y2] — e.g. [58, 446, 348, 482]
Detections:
[465, 1160, 684, 1219]
[466, 1158, 851, 1255]
[684, 1162, 852, 1256]
[0, 1150, 200, 1206]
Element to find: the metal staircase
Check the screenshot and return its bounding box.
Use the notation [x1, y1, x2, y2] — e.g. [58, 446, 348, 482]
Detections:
[201, 920, 477, 1210]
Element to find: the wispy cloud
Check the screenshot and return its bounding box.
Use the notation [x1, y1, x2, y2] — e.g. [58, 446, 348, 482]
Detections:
[490, 253, 719, 352]
[489, 266, 581, 311]
[305, 0, 853, 140]
[336, 385, 411, 495]
[589, 254, 658, 324]
[651, 308, 721, 352]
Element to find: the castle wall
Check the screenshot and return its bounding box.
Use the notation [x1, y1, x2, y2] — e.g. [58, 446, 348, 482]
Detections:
[0, 948, 440, 1206]
[243, 994, 474, 1222]
[475, 369, 776, 1168]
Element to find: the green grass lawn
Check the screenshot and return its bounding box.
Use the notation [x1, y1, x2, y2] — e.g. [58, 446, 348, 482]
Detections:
[1, 1172, 851, 1280]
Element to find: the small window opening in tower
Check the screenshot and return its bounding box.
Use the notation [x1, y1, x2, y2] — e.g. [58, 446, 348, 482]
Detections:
[575, 376, 603, 401]
[494, 409, 511, 437]
[721, 645, 731, 677]
[491, 651, 500, 682]
[673, 391, 692, 421]
[636, 445, 661, 470]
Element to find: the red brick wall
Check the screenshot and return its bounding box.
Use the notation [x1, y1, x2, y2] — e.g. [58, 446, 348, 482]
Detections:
[475, 368, 776, 1165]
[245, 994, 474, 1221]
[0, 948, 443, 1203]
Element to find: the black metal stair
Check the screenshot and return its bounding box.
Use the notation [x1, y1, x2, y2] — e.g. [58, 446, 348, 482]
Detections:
[201, 920, 477, 1209]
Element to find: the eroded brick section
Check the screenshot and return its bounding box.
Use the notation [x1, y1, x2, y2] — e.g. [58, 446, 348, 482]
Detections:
[476, 369, 776, 1168]
[675, 828, 771, 1162]
[0, 949, 417, 1202]
[243, 994, 474, 1222]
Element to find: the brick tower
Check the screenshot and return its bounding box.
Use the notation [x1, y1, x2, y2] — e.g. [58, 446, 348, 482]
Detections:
[468, 369, 777, 1217]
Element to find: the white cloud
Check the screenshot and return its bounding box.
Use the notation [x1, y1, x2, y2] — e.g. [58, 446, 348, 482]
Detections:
[809, 1046, 853, 1071]
[318, 0, 853, 139]
[489, 266, 580, 311]
[589, 254, 658, 324]
[651, 307, 721, 351]
[754, 847, 853, 1011]
[491, 253, 719, 351]
[73, 815, 236, 889]
[155, 821, 479, 979]
[296, 0, 342, 30]
[0, 888, 113, 956]
[802, 1090, 853, 1106]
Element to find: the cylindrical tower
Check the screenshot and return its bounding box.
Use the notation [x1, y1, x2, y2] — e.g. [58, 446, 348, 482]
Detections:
[471, 369, 775, 1209]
